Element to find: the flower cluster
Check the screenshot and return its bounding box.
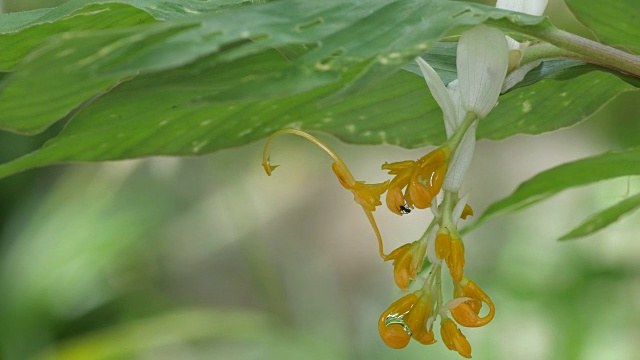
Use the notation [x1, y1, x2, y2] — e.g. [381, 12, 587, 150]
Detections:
[376, 24, 508, 357]
[262, 1, 548, 356]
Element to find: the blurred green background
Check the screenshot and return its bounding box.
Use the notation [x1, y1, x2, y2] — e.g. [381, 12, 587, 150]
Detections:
[0, 0, 639, 359]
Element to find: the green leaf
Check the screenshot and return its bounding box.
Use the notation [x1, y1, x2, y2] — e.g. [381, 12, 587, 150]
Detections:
[0, 3, 157, 70]
[466, 148, 640, 232]
[0, 0, 550, 134]
[565, 0, 640, 54]
[479, 71, 636, 140]
[0, 8, 51, 33]
[0, 0, 636, 180]
[559, 192, 640, 241]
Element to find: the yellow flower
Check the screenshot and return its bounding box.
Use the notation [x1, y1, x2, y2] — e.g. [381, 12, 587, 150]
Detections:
[450, 277, 495, 328]
[440, 318, 472, 358]
[384, 241, 426, 291]
[382, 147, 450, 214]
[378, 291, 437, 349]
[403, 293, 437, 345]
[434, 228, 466, 284]
[435, 228, 452, 260]
[378, 293, 417, 349]
[446, 237, 465, 283]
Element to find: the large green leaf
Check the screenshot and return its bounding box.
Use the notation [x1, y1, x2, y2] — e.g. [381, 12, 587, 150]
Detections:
[559, 192, 640, 241]
[0, 0, 636, 180]
[466, 147, 640, 232]
[0, 50, 634, 180]
[565, 0, 640, 54]
[0, 0, 550, 134]
[0, 3, 156, 70]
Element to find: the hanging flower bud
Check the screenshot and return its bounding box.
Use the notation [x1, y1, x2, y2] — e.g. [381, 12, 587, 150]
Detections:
[446, 236, 465, 283]
[384, 241, 427, 291]
[440, 318, 472, 358]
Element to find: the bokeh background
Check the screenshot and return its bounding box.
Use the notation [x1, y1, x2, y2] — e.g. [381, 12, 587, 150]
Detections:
[1, 0, 639, 359]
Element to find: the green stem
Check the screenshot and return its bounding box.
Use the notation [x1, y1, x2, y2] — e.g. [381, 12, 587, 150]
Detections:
[493, 20, 640, 77]
[519, 42, 578, 67]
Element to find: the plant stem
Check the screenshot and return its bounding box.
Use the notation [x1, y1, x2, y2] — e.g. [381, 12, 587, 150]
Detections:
[519, 43, 577, 66]
[490, 20, 640, 78]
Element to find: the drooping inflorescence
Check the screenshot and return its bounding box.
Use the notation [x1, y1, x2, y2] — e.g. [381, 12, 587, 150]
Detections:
[260, 2, 550, 352]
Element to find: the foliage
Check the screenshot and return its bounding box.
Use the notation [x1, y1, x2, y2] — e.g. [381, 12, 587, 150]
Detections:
[1, 0, 639, 359]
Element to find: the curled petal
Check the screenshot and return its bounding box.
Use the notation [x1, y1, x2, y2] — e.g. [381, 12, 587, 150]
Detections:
[451, 278, 496, 327]
[379, 323, 411, 349]
[378, 294, 418, 348]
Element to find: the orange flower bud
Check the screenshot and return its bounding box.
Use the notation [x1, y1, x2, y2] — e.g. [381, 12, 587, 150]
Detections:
[404, 295, 437, 345]
[381, 147, 450, 214]
[393, 252, 413, 291]
[378, 294, 418, 349]
[386, 187, 406, 216]
[446, 238, 465, 283]
[385, 242, 427, 291]
[435, 230, 452, 260]
[440, 318, 472, 358]
[451, 277, 495, 327]
[427, 163, 447, 197]
[407, 179, 433, 209]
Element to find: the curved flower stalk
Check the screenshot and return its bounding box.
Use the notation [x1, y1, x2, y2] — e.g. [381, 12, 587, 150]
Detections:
[263, 25, 509, 359]
[262, 129, 390, 259]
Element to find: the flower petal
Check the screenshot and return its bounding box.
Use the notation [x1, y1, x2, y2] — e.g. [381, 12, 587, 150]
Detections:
[457, 25, 509, 118]
[445, 79, 465, 135]
[501, 59, 542, 93]
[415, 57, 458, 136]
[496, 0, 548, 16]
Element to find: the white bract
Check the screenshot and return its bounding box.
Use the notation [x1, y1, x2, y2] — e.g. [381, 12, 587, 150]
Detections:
[416, 25, 509, 192]
[496, 0, 550, 92]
